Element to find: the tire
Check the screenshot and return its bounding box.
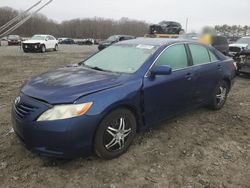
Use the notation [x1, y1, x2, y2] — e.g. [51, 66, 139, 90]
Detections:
[23, 49, 28, 53]
[94, 108, 137, 160]
[41, 44, 46, 53]
[209, 81, 229, 110]
[54, 44, 58, 51]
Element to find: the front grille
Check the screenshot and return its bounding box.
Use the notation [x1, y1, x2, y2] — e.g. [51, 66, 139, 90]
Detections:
[229, 46, 241, 53]
[14, 103, 36, 119]
[23, 43, 40, 50]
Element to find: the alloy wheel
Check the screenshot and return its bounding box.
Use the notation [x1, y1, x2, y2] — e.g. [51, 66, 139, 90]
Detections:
[216, 86, 227, 105]
[104, 117, 132, 151]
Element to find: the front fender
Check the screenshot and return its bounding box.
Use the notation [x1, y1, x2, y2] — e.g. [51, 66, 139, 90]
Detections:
[76, 78, 143, 126]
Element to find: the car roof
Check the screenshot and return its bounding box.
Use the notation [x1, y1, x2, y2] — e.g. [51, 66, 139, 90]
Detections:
[118, 37, 193, 46]
[33, 34, 51, 37]
[112, 35, 134, 37]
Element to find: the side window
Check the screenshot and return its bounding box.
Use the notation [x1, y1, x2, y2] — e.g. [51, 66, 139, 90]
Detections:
[155, 44, 188, 70]
[208, 50, 219, 62]
[119, 37, 125, 41]
[189, 44, 210, 65]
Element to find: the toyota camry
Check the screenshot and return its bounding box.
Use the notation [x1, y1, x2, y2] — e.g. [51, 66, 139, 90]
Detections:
[12, 38, 236, 159]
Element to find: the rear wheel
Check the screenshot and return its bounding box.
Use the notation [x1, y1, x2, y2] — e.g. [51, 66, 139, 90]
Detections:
[209, 81, 229, 110]
[54, 44, 58, 51]
[94, 108, 137, 160]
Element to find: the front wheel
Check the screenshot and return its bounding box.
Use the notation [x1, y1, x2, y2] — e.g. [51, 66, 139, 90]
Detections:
[209, 81, 229, 110]
[94, 108, 137, 160]
[41, 45, 46, 53]
[23, 49, 28, 53]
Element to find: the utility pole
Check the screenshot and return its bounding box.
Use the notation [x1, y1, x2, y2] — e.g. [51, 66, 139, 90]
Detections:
[185, 17, 189, 33]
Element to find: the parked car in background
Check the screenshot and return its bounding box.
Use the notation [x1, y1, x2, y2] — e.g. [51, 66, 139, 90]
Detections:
[229, 37, 250, 74]
[7, 35, 22, 46]
[77, 38, 95, 45]
[201, 34, 229, 55]
[0, 36, 8, 46]
[59, 38, 75, 44]
[149, 21, 184, 35]
[12, 38, 236, 160]
[211, 35, 229, 55]
[1, 36, 8, 41]
[229, 36, 250, 56]
[22, 34, 58, 53]
[98, 35, 135, 50]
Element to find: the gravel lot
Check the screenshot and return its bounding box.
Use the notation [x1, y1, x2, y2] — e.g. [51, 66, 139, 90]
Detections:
[0, 45, 249, 188]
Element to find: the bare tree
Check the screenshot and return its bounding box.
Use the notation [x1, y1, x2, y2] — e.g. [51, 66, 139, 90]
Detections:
[0, 7, 149, 39]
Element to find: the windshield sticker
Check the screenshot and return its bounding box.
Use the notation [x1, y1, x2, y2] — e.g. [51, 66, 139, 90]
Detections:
[136, 44, 154, 50]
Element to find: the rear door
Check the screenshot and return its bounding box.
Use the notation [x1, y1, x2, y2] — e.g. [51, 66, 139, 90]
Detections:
[143, 44, 196, 125]
[49, 36, 56, 49]
[188, 44, 223, 104]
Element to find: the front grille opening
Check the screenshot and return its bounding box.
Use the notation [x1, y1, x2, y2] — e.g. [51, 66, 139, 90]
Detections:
[14, 103, 36, 119]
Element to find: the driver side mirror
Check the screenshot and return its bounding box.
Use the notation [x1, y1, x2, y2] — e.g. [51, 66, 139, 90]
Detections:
[150, 65, 172, 76]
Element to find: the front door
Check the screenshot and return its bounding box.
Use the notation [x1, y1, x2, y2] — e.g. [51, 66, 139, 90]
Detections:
[143, 44, 195, 126]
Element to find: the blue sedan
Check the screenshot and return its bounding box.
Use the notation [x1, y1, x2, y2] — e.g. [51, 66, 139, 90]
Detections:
[12, 38, 236, 159]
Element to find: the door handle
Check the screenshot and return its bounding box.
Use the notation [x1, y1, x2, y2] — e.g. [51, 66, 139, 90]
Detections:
[185, 73, 192, 80]
[217, 64, 222, 70]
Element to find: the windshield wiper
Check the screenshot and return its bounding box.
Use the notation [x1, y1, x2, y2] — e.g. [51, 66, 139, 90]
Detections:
[91, 66, 105, 71]
[82, 63, 106, 72]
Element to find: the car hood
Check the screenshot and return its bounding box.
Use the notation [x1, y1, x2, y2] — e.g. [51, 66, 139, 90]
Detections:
[229, 43, 248, 48]
[22, 40, 44, 44]
[21, 66, 127, 104]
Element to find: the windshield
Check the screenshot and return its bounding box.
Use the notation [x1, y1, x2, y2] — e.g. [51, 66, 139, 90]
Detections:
[83, 44, 157, 73]
[106, 36, 118, 42]
[236, 38, 250, 44]
[8, 35, 19, 39]
[31, 35, 46, 41]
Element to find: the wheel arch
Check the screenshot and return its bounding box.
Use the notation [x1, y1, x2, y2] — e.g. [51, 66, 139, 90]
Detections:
[222, 77, 231, 91]
[101, 103, 142, 132]
[91, 103, 142, 153]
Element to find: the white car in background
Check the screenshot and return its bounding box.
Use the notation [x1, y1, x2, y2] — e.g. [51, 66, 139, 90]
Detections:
[229, 36, 250, 56]
[22, 34, 58, 53]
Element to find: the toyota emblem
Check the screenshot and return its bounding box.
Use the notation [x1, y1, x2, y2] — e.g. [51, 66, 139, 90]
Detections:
[15, 96, 21, 105]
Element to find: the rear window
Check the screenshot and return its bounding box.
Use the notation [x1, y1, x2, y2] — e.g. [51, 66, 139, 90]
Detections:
[208, 50, 219, 62]
[189, 44, 210, 65]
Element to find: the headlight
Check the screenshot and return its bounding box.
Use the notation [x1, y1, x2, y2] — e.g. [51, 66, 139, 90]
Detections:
[37, 102, 93, 121]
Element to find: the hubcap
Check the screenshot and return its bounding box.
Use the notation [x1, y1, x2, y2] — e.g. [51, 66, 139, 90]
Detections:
[105, 117, 131, 151]
[216, 86, 227, 105]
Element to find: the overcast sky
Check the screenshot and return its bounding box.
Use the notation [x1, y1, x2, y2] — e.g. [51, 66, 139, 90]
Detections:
[1, 0, 249, 32]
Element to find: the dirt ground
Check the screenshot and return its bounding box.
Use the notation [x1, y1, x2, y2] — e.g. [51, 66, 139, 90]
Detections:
[0, 45, 249, 188]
